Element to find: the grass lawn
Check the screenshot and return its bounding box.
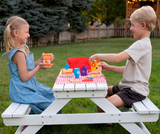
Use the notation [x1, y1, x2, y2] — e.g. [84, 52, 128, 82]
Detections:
[0, 38, 160, 134]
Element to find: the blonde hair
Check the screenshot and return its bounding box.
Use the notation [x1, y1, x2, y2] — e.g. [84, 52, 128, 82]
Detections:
[4, 16, 30, 56]
[130, 6, 156, 31]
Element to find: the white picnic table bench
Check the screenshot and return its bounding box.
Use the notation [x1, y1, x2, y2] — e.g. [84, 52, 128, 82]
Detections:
[1, 71, 160, 134]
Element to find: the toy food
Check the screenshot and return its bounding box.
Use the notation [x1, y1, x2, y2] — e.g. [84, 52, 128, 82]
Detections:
[88, 71, 101, 77]
[69, 79, 80, 83]
[82, 77, 93, 82]
[61, 69, 73, 77]
[43, 53, 52, 66]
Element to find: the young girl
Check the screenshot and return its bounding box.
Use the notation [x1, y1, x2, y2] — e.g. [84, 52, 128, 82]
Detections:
[4, 16, 59, 114]
[89, 6, 156, 115]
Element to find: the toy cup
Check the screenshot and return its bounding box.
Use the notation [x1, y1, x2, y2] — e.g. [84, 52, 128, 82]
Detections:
[43, 53, 51, 66]
[74, 68, 80, 79]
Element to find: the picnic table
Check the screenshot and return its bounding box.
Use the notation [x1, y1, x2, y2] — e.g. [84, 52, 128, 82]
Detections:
[1, 70, 160, 134]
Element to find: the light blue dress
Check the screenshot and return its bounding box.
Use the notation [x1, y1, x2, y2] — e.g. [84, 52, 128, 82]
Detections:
[8, 45, 57, 114]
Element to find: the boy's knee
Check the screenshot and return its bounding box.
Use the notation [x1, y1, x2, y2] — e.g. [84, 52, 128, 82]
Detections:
[107, 86, 113, 96]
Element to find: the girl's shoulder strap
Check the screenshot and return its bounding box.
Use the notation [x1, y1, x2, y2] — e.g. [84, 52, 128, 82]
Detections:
[8, 48, 26, 61]
[23, 44, 30, 51]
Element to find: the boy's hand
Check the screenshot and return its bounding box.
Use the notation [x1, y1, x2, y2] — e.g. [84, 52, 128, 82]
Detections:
[89, 54, 100, 63]
[98, 62, 110, 71]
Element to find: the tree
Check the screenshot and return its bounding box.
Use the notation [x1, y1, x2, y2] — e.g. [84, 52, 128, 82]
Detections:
[0, 0, 18, 17]
[34, 0, 71, 43]
[67, 0, 94, 33]
[16, 0, 60, 46]
[34, 0, 94, 43]
[0, 0, 95, 44]
[35, 0, 94, 33]
[0, 0, 18, 41]
[0, 0, 58, 45]
[85, 0, 126, 26]
[35, 0, 73, 7]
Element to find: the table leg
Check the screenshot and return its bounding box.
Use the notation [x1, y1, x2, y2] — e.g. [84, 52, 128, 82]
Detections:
[15, 108, 31, 134]
[120, 123, 150, 134]
[21, 125, 43, 134]
[91, 98, 147, 134]
[42, 98, 71, 114]
[90, 98, 120, 113]
[21, 98, 71, 134]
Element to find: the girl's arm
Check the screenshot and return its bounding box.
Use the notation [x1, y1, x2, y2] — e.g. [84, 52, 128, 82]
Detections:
[35, 55, 43, 67]
[89, 51, 130, 63]
[13, 51, 52, 82]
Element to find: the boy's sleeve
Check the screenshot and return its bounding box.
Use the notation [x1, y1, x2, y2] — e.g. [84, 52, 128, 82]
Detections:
[124, 42, 142, 63]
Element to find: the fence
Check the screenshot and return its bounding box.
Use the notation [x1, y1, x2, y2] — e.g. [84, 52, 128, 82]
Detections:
[0, 23, 159, 51]
[37, 23, 116, 46]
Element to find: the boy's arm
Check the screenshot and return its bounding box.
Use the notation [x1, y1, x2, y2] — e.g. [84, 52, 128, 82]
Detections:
[108, 65, 125, 74]
[89, 51, 130, 63]
[98, 62, 125, 74]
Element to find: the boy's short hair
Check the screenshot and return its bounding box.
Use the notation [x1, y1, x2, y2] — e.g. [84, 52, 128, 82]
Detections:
[130, 6, 156, 31]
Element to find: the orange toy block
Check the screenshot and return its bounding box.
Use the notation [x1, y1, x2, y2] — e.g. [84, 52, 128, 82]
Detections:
[43, 54, 52, 66]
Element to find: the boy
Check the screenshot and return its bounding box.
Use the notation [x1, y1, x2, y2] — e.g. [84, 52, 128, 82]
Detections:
[89, 6, 156, 112]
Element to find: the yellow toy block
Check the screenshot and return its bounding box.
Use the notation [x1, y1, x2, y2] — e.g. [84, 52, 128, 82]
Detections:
[90, 60, 97, 71]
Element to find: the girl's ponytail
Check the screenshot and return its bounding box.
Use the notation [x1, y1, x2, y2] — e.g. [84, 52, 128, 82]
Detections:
[4, 24, 12, 56]
[4, 16, 30, 56]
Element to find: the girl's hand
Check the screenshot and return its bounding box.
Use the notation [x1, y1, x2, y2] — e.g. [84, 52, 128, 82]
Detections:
[98, 62, 111, 71]
[38, 63, 53, 70]
[50, 53, 54, 61]
[39, 53, 44, 63]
